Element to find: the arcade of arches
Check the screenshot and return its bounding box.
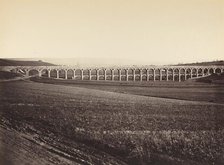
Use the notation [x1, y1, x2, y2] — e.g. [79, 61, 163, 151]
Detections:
[15, 66, 224, 82]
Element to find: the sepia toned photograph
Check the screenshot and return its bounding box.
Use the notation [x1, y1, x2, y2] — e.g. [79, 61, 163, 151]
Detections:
[0, 0, 224, 164]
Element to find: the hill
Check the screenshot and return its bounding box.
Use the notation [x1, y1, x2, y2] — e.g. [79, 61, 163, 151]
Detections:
[0, 71, 22, 79]
[0, 59, 56, 66]
[195, 73, 224, 84]
[174, 60, 224, 66]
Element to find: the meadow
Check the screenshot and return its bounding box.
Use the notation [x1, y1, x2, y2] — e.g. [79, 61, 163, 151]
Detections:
[0, 80, 224, 164]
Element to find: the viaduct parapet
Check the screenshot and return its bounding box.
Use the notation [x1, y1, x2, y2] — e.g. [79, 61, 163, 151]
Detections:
[1, 65, 224, 82]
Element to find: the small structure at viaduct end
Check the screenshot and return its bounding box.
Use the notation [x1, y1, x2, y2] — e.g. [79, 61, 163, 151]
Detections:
[2, 65, 224, 82]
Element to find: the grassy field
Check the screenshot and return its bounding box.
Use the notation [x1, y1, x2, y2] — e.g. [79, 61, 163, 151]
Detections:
[32, 77, 224, 104]
[1, 80, 224, 164]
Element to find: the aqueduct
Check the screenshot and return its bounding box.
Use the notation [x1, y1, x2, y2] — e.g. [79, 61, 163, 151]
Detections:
[3, 65, 224, 82]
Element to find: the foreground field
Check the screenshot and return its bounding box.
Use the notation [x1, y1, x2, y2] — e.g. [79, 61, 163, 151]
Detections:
[0, 81, 224, 164]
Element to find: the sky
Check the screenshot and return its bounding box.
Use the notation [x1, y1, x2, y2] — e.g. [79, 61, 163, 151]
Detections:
[0, 0, 223, 66]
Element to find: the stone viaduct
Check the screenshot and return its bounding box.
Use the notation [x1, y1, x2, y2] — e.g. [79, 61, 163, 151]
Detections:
[3, 65, 224, 82]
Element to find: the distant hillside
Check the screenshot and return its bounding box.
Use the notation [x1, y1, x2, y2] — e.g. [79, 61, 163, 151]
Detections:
[0, 59, 56, 66]
[195, 73, 224, 84]
[174, 60, 224, 66]
[0, 71, 22, 79]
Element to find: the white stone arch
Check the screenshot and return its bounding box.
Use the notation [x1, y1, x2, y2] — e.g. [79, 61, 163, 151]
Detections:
[98, 69, 105, 75]
[155, 68, 160, 74]
[67, 69, 74, 79]
[186, 68, 191, 74]
[215, 68, 222, 74]
[197, 68, 203, 77]
[28, 69, 39, 76]
[106, 69, 112, 75]
[121, 69, 127, 75]
[75, 69, 82, 76]
[174, 68, 179, 74]
[83, 69, 90, 75]
[135, 68, 141, 75]
[148, 68, 154, 75]
[128, 68, 134, 75]
[58, 69, 66, 78]
[192, 68, 197, 75]
[167, 68, 173, 74]
[113, 69, 119, 75]
[209, 68, 214, 74]
[40, 69, 49, 77]
[50, 69, 58, 78]
[91, 69, 97, 75]
[142, 69, 147, 75]
[180, 68, 185, 74]
[203, 68, 209, 75]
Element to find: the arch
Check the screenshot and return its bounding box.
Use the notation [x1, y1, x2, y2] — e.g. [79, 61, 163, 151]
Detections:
[215, 68, 222, 74]
[209, 68, 214, 74]
[113, 75, 119, 81]
[121, 69, 127, 75]
[142, 75, 147, 81]
[180, 75, 185, 81]
[29, 69, 39, 76]
[74, 69, 82, 80]
[106, 69, 112, 75]
[142, 69, 147, 75]
[106, 75, 112, 80]
[203, 68, 209, 75]
[67, 69, 74, 79]
[180, 68, 185, 74]
[113, 69, 119, 75]
[121, 75, 127, 81]
[186, 75, 191, 80]
[174, 75, 179, 81]
[153, 69, 160, 81]
[155, 69, 160, 75]
[83, 69, 89, 75]
[128, 69, 134, 75]
[50, 69, 57, 78]
[186, 68, 191, 74]
[148, 75, 154, 81]
[59, 69, 66, 78]
[41, 69, 49, 77]
[168, 68, 173, 74]
[167, 68, 174, 81]
[89, 69, 96, 75]
[197, 68, 202, 74]
[128, 75, 134, 81]
[192, 68, 197, 75]
[98, 69, 105, 75]
[135, 75, 141, 81]
[148, 69, 154, 75]
[135, 69, 140, 74]
[158, 68, 166, 81]
[174, 68, 179, 74]
[75, 69, 82, 76]
[197, 68, 203, 77]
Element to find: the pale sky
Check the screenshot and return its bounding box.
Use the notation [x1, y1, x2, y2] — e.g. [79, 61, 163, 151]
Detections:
[0, 0, 223, 66]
